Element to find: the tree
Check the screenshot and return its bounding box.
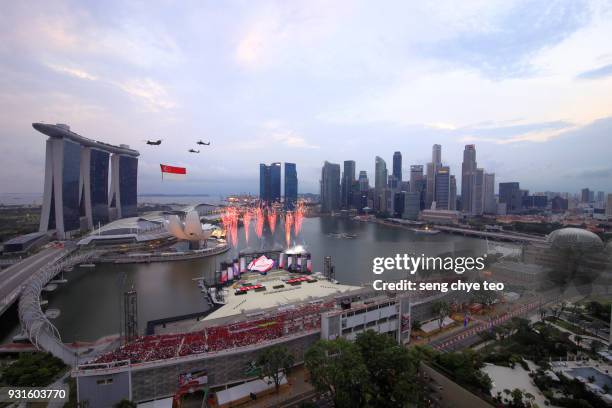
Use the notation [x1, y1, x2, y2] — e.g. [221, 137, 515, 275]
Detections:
[256, 345, 295, 393]
[432, 301, 451, 330]
[355, 330, 421, 407]
[305, 338, 369, 408]
[574, 335, 583, 348]
[411, 320, 422, 331]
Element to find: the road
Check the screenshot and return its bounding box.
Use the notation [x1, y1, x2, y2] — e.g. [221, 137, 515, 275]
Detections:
[0, 245, 68, 315]
[430, 300, 542, 352]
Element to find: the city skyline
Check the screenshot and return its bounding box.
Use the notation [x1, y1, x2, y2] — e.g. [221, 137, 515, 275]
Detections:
[1, 1, 612, 195]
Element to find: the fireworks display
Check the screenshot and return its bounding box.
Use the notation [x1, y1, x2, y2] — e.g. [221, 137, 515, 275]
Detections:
[285, 211, 294, 247]
[221, 207, 239, 246]
[221, 201, 306, 248]
[267, 207, 277, 234]
[255, 206, 264, 239]
[242, 209, 252, 243]
[294, 201, 305, 235]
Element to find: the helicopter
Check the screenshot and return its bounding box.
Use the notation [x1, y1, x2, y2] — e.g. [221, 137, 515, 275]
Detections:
[188, 149, 200, 153]
[196, 140, 211, 146]
[145, 140, 162, 145]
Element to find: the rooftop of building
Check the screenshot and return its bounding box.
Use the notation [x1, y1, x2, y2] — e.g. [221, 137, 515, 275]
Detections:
[546, 227, 604, 252]
[193, 270, 364, 327]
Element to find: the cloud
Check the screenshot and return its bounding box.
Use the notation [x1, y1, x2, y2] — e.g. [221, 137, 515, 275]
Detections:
[576, 63, 612, 80]
[113, 78, 176, 111]
[44, 63, 176, 112]
[457, 120, 575, 144]
[46, 64, 98, 81]
[575, 167, 612, 179]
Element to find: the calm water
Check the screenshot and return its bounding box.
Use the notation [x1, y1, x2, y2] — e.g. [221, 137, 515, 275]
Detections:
[2, 216, 488, 342]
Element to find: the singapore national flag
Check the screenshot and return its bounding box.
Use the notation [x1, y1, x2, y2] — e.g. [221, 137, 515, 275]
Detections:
[160, 164, 187, 180]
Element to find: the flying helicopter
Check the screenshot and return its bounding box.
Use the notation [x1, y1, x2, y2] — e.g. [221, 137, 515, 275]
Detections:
[145, 140, 162, 145]
[196, 140, 211, 146]
[188, 149, 200, 153]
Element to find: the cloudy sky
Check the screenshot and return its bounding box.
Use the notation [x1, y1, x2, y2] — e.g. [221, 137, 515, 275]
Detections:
[1, 0, 612, 196]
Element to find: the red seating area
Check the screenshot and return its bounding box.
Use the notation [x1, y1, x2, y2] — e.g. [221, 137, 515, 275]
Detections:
[93, 301, 335, 364]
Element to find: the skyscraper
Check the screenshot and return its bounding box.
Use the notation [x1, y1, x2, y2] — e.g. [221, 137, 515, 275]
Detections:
[341, 160, 356, 209]
[260, 162, 281, 204]
[449, 175, 457, 211]
[34, 123, 139, 238]
[606, 194, 612, 218]
[375, 156, 388, 212]
[471, 168, 484, 215]
[410, 165, 423, 193]
[484, 173, 496, 214]
[432, 144, 442, 166]
[402, 191, 420, 220]
[392, 151, 402, 183]
[434, 166, 450, 210]
[461, 144, 477, 214]
[259, 164, 270, 203]
[581, 188, 590, 203]
[499, 182, 521, 213]
[320, 161, 341, 213]
[284, 163, 298, 210]
[375, 156, 387, 191]
[358, 171, 369, 192]
[270, 162, 281, 203]
[425, 145, 442, 209]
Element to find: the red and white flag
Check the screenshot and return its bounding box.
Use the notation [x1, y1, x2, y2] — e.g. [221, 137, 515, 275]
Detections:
[160, 164, 186, 180]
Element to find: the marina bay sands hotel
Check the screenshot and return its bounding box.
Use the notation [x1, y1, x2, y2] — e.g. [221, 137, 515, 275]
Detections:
[33, 123, 139, 239]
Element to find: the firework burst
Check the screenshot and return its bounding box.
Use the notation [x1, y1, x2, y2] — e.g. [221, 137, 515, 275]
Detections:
[285, 212, 294, 247]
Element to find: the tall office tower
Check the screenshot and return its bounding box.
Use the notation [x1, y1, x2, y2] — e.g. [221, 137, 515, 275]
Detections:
[449, 175, 457, 210]
[596, 191, 605, 203]
[392, 151, 402, 182]
[499, 182, 521, 213]
[259, 164, 271, 202]
[606, 194, 612, 218]
[581, 188, 590, 203]
[34, 123, 139, 238]
[375, 156, 387, 191]
[108, 154, 138, 220]
[259, 162, 282, 204]
[425, 162, 435, 208]
[341, 160, 356, 209]
[471, 168, 485, 215]
[425, 144, 443, 208]
[374, 156, 388, 211]
[410, 165, 424, 192]
[320, 161, 341, 213]
[387, 174, 399, 190]
[589, 190, 595, 203]
[434, 166, 451, 210]
[270, 162, 281, 203]
[358, 171, 369, 191]
[284, 163, 298, 210]
[432, 144, 442, 165]
[402, 191, 420, 220]
[86, 148, 110, 227]
[394, 191, 405, 217]
[484, 173, 496, 214]
[461, 144, 477, 213]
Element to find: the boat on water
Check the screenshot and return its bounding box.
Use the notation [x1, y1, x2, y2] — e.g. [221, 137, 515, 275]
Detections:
[79, 263, 96, 268]
[410, 226, 440, 235]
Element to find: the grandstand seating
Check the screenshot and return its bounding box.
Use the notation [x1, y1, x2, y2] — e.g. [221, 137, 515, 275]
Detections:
[93, 300, 335, 364]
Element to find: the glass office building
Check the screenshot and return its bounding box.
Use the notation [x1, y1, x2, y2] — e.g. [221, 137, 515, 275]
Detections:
[119, 156, 138, 218]
[284, 163, 298, 210]
[62, 139, 82, 232]
[90, 149, 110, 225]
